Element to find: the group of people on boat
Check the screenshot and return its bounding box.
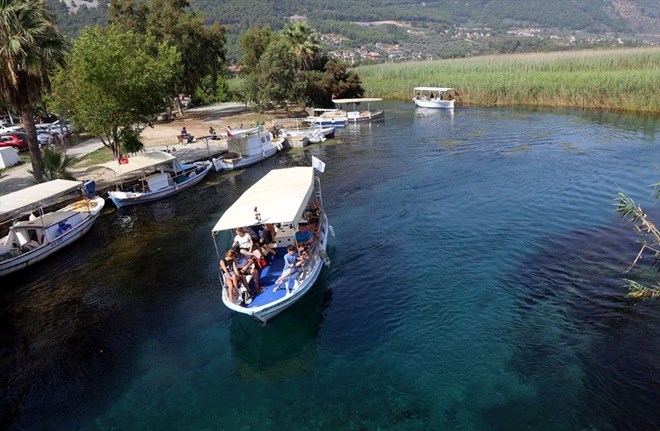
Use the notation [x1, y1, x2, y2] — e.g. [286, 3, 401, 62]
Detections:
[219, 216, 319, 305]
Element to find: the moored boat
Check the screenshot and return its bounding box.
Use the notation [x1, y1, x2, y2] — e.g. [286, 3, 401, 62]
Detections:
[89, 151, 213, 208]
[211, 127, 282, 172]
[413, 87, 457, 109]
[332, 97, 385, 123]
[0, 179, 105, 277]
[304, 108, 348, 127]
[211, 161, 332, 323]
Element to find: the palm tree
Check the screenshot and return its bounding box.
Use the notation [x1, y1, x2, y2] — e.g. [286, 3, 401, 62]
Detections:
[0, 0, 69, 182]
[282, 21, 321, 71]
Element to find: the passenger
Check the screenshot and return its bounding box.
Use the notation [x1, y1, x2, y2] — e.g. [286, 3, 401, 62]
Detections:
[233, 227, 263, 259]
[219, 250, 241, 304]
[295, 222, 315, 247]
[235, 253, 262, 295]
[258, 223, 278, 257]
[274, 245, 300, 292]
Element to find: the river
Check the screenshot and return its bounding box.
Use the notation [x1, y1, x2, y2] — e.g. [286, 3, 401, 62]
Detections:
[1, 103, 659, 430]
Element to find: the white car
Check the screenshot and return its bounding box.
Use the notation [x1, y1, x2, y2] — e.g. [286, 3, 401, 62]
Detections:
[0, 122, 23, 134]
[46, 120, 75, 136]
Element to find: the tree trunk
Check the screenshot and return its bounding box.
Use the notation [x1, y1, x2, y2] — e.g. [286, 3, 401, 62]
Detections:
[20, 105, 43, 182]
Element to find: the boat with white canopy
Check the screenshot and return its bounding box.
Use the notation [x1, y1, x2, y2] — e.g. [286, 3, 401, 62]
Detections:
[332, 97, 384, 122]
[0, 179, 105, 277]
[304, 108, 348, 127]
[413, 87, 457, 109]
[211, 127, 282, 172]
[88, 151, 212, 208]
[211, 162, 332, 323]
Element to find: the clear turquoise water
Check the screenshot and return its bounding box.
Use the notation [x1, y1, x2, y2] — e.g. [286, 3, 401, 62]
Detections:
[1, 104, 659, 430]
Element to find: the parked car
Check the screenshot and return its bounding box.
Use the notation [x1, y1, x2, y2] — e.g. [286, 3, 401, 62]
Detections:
[0, 122, 24, 134]
[0, 132, 29, 151]
[46, 120, 75, 136]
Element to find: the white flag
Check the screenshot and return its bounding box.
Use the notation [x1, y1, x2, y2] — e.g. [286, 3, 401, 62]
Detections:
[311, 155, 326, 173]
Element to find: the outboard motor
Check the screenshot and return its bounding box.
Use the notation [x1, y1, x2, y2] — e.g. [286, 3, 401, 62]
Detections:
[83, 180, 96, 198]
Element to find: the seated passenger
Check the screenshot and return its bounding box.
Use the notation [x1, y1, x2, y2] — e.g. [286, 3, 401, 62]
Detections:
[295, 222, 315, 247]
[219, 250, 240, 304]
[235, 253, 261, 295]
[274, 245, 300, 292]
[258, 223, 278, 257]
[233, 227, 263, 259]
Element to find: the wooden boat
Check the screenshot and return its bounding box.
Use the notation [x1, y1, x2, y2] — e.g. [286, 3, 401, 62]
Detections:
[413, 87, 456, 109]
[89, 151, 213, 208]
[0, 179, 105, 277]
[332, 97, 385, 123]
[211, 127, 282, 172]
[211, 164, 332, 323]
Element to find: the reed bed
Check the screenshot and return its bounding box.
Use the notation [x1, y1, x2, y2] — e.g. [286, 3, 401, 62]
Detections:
[356, 48, 660, 113]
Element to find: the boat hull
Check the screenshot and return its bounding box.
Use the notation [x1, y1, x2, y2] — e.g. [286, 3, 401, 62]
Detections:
[347, 110, 385, 122]
[0, 197, 105, 277]
[212, 146, 278, 172]
[109, 161, 212, 208]
[414, 99, 455, 109]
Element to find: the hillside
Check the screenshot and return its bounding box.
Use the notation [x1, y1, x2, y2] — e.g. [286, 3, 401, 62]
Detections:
[46, 0, 660, 62]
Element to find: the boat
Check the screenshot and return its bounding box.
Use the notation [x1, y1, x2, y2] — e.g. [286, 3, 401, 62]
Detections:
[211, 163, 332, 323]
[0, 179, 105, 277]
[211, 127, 282, 172]
[304, 108, 348, 127]
[412, 87, 457, 109]
[89, 151, 213, 208]
[332, 98, 385, 123]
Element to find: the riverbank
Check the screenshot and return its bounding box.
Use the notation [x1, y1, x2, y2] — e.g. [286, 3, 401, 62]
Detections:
[356, 47, 660, 114]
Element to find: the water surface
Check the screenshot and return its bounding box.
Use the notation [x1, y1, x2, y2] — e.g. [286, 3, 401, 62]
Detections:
[1, 104, 659, 430]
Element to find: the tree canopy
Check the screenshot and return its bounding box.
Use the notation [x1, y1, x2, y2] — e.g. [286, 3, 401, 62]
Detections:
[51, 26, 181, 158]
[0, 0, 69, 181]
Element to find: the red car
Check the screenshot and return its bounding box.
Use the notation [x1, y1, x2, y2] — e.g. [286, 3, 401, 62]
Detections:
[0, 132, 29, 151]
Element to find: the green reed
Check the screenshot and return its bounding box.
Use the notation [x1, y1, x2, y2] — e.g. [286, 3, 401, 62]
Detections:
[356, 48, 660, 113]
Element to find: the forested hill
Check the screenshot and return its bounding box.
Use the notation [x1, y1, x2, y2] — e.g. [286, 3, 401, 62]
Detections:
[46, 0, 660, 62]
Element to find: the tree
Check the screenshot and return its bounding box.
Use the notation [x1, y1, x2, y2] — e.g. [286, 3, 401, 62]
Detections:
[256, 37, 301, 110]
[0, 0, 69, 182]
[51, 26, 181, 159]
[321, 59, 364, 100]
[239, 26, 274, 75]
[282, 21, 322, 71]
[616, 182, 660, 300]
[109, 0, 227, 106]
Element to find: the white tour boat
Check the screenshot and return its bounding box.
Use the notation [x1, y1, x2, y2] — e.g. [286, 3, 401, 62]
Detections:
[304, 108, 348, 127]
[0, 179, 105, 277]
[332, 97, 385, 123]
[413, 87, 457, 109]
[211, 162, 332, 323]
[211, 127, 282, 172]
[89, 151, 213, 208]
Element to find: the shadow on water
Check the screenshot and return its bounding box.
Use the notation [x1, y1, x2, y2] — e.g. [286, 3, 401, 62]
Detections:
[229, 280, 332, 380]
[501, 211, 660, 430]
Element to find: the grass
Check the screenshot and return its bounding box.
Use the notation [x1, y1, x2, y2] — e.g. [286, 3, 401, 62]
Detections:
[72, 146, 113, 168]
[355, 47, 660, 113]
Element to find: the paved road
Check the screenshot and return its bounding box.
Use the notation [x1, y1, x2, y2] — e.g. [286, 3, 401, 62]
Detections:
[0, 102, 249, 196]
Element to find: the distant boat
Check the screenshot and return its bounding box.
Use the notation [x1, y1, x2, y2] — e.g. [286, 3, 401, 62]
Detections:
[304, 108, 348, 127]
[413, 87, 456, 109]
[0, 179, 105, 277]
[332, 97, 385, 123]
[211, 127, 281, 172]
[211, 164, 332, 323]
[89, 151, 213, 208]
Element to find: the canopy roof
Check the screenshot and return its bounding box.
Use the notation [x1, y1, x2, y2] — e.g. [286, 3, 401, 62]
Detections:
[0, 179, 82, 219]
[212, 167, 314, 234]
[332, 98, 383, 104]
[87, 151, 176, 175]
[414, 87, 454, 92]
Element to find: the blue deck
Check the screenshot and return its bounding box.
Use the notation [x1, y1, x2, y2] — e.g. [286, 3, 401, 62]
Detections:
[245, 248, 299, 308]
